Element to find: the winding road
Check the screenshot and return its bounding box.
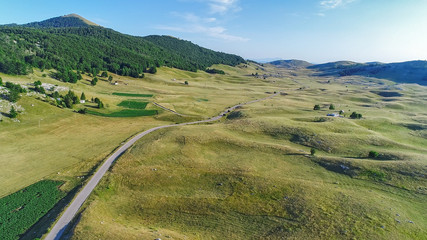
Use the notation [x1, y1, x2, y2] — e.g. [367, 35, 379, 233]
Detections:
[44, 92, 279, 240]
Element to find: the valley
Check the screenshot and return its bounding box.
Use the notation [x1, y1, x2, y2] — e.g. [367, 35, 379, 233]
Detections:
[0, 13, 425, 240]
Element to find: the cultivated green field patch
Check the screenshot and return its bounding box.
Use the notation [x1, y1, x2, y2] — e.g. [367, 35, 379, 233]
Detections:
[87, 109, 158, 117]
[112, 92, 153, 97]
[117, 100, 149, 109]
[0, 180, 65, 240]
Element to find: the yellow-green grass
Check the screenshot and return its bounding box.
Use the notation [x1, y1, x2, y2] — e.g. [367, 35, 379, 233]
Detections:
[69, 64, 426, 239]
[72, 117, 426, 239]
[0, 63, 277, 197]
[86, 109, 158, 117]
[112, 93, 153, 97]
[1, 62, 426, 239]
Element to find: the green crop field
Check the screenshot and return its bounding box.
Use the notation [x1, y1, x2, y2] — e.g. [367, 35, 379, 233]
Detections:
[0, 180, 65, 240]
[117, 100, 149, 109]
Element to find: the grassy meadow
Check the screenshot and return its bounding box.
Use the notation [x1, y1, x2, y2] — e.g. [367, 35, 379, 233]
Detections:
[0, 61, 426, 239]
[67, 64, 426, 239]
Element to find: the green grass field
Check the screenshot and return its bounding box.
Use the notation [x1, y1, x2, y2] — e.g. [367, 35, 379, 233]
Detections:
[0, 62, 426, 239]
[117, 100, 149, 109]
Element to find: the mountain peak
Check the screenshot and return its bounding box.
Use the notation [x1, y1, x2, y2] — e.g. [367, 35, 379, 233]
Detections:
[62, 14, 99, 26]
[22, 14, 100, 28]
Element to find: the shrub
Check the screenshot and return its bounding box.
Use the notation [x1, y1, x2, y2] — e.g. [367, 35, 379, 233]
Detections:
[78, 108, 87, 114]
[350, 112, 362, 119]
[226, 111, 244, 120]
[310, 148, 316, 155]
[91, 77, 98, 86]
[9, 106, 18, 118]
[368, 151, 379, 158]
[184, 80, 189, 85]
[34, 80, 42, 86]
[205, 68, 225, 74]
[329, 104, 335, 110]
[313, 104, 320, 110]
[35, 85, 46, 94]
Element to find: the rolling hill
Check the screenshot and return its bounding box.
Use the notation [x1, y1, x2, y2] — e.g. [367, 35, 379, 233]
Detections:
[308, 60, 427, 85]
[268, 60, 427, 85]
[269, 59, 313, 68]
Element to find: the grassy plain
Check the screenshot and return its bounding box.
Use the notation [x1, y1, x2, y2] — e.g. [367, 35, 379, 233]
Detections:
[0, 63, 269, 198]
[0, 61, 426, 239]
[68, 64, 426, 239]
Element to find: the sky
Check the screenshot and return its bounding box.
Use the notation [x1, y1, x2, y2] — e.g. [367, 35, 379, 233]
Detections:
[0, 0, 426, 63]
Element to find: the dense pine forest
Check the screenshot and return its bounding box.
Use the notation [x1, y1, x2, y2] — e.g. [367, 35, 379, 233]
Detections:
[0, 15, 245, 80]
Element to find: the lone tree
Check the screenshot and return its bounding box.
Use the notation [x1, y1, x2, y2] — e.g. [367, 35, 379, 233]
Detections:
[94, 97, 104, 108]
[310, 148, 316, 156]
[184, 80, 189, 85]
[313, 104, 321, 110]
[108, 75, 113, 83]
[34, 80, 42, 86]
[369, 151, 379, 158]
[8, 89, 20, 102]
[80, 92, 86, 101]
[101, 71, 108, 78]
[91, 77, 98, 86]
[329, 104, 335, 110]
[9, 106, 18, 118]
[149, 66, 157, 74]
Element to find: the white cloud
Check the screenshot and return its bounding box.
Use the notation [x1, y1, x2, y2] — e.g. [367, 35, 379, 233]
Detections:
[208, 0, 240, 14]
[155, 0, 247, 42]
[173, 12, 217, 23]
[320, 0, 355, 10]
[156, 23, 248, 42]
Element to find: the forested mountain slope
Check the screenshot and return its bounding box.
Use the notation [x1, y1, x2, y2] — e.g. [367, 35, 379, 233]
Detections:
[0, 15, 245, 78]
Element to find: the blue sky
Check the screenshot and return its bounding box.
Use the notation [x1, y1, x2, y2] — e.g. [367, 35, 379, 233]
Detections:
[0, 0, 426, 63]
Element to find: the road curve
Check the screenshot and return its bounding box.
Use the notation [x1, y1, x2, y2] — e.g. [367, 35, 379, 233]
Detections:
[44, 92, 279, 240]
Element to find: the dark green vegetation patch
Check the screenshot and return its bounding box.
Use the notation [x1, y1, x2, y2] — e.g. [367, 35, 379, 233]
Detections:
[87, 109, 157, 117]
[372, 91, 403, 98]
[117, 100, 149, 109]
[0, 180, 65, 240]
[0, 26, 245, 76]
[112, 92, 153, 97]
[226, 110, 245, 120]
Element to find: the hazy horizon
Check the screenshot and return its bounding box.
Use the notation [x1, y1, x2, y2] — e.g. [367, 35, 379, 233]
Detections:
[1, 0, 426, 63]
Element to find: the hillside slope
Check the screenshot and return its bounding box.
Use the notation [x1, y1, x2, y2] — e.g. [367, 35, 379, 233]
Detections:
[308, 61, 427, 85]
[0, 15, 245, 77]
[22, 14, 99, 28]
[269, 59, 313, 68]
